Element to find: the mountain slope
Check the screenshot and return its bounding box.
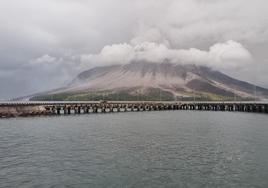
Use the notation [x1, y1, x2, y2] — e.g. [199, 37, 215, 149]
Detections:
[30, 62, 268, 101]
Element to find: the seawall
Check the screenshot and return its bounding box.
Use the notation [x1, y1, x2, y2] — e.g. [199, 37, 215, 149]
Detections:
[0, 105, 48, 117]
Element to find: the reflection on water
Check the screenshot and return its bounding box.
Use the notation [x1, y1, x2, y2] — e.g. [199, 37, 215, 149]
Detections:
[0, 111, 268, 187]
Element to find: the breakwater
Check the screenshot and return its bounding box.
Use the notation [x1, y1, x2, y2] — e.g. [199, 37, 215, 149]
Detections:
[1, 101, 268, 118]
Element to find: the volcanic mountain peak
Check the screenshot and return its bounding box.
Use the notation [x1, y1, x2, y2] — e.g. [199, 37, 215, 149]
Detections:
[68, 62, 202, 91]
[31, 61, 268, 101]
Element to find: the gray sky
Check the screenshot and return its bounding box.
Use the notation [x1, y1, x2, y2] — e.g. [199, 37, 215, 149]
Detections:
[0, 0, 268, 99]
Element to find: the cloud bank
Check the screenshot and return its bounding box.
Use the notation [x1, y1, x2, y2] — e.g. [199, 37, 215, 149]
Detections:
[81, 40, 252, 70]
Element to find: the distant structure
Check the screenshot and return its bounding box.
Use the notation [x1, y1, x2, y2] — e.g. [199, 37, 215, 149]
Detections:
[1, 101, 268, 118]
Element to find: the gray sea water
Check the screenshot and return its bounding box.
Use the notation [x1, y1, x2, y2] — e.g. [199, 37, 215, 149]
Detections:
[0, 111, 268, 188]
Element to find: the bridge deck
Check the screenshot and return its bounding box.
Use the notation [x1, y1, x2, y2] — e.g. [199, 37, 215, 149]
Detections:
[1, 100, 268, 105]
[1, 101, 268, 118]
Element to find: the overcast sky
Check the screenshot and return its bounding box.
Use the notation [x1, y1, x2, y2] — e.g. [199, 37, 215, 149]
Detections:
[0, 0, 268, 99]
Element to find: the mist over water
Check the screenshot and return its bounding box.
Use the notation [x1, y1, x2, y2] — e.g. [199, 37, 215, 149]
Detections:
[1, 111, 268, 187]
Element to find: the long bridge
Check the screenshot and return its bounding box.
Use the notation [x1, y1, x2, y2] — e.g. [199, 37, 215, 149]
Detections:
[1, 101, 268, 118]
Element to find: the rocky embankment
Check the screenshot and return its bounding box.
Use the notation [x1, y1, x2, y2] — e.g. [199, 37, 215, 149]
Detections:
[0, 105, 49, 117]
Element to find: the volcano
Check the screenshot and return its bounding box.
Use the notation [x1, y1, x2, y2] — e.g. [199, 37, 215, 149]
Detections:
[30, 62, 268, 101]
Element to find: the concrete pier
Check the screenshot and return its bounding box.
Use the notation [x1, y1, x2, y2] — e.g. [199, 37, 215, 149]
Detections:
[0, 101, 268, 118]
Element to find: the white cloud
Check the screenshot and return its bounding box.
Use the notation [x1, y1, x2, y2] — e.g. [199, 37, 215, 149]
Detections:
[208, 41, 252, 69]
[30, 54, 57, 65]
[81, 40, 252, 70]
